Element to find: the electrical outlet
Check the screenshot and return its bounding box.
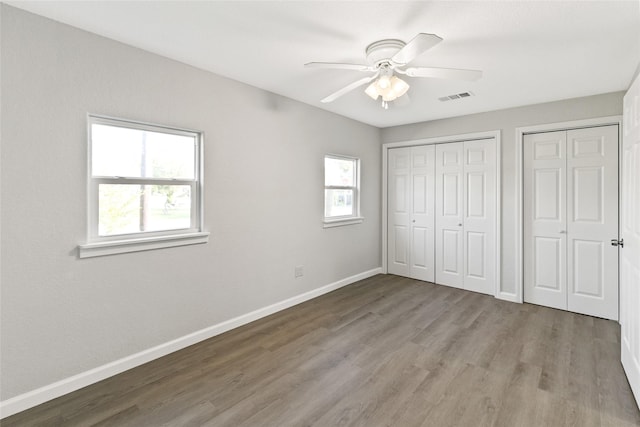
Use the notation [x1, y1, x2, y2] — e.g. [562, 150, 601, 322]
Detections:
[295, 265, 304, 278]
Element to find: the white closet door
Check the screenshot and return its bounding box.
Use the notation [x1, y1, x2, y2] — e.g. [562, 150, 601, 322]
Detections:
[566, 125, 618, 320]
[388, 147, 411, 277]
[524, 131, 568, 310]
[435, 143, 464, 289]
[409, 145, 436, 281]
[524, 127, 619, 319]
[463, 139, 496, 295]
[388, 146, 435, 281]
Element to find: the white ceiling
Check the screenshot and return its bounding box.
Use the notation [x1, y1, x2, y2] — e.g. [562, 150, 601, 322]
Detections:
[7, 1, 640, 128]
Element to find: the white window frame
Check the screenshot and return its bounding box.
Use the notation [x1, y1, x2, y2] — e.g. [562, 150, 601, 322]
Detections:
[323, 154, 363, 228]
[78, 115, 208, 258]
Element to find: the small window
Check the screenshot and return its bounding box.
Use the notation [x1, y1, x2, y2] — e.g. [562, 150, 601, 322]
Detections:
[324, 155, 363, 227]
[79, 115, 208, 258]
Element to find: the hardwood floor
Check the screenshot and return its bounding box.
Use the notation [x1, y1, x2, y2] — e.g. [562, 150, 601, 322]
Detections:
[3, 274, 640, 426]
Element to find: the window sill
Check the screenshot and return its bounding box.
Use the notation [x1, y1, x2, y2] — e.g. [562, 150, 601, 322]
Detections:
[78, 232, 210, 258]
[323, 217, 364, 228]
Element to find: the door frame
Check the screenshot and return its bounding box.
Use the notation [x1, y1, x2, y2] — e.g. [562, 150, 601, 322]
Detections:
[382, 130, 503, 298]
[514, 116, 623, 305]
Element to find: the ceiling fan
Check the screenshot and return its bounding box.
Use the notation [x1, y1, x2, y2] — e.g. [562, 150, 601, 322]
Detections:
[305, 33, 482, 108]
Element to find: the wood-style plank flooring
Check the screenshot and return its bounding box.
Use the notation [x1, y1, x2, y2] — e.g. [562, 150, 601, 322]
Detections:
[3, 274, 640, 426]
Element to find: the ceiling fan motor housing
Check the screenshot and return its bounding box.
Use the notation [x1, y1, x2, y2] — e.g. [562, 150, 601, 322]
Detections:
[365, 39, 405, 66]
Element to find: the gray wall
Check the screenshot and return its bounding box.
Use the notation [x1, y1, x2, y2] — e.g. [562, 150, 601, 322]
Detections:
[0, 5, 381, 400]
[382, 92, 624, 296]
[632, 61, 640, 83]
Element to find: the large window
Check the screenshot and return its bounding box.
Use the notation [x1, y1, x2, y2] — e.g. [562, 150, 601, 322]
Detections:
[324, 154, 362, 227]
[79, 115, 207, 257]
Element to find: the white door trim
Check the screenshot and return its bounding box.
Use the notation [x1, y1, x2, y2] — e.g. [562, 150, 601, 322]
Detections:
[515, 116, 623, 305]
[382, 130, 502, 298]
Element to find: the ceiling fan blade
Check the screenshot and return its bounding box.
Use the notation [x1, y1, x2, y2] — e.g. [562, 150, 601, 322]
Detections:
[392, 33, 443, 65]
[305, 62, 373, 72]
[405, 67, 483, 81]
[321, 74, 378, 103]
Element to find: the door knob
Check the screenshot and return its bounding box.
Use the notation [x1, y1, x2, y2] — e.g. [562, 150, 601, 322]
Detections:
[458, 223, 462, 227]
[611, 239, 624, 248]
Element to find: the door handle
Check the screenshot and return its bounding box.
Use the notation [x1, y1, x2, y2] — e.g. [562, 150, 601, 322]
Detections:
[559, 230, 566, 234]
[611, 239, 624, 248]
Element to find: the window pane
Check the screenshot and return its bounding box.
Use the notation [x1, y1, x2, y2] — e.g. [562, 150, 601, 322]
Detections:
[92, 124, 195, 179]
[98, 184, 191, 236]
[325, 157, 355, 187]
[324, 189, 354, 218]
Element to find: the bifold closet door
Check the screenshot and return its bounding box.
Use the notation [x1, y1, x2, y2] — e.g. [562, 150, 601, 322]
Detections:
[463, 140, 497, 295]
[435, 139, 496, 294]
[523, 131, 568, 310]
[523, 126, 619, 320]
[434, 143, 464, 288]
[566, 126, 618, 319]
[387, 145, 435, 282]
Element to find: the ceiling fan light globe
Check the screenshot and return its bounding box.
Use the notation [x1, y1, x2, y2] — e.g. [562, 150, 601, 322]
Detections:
[390, 76, 410, 98]
[365, 82, 379, 100]
[359, 56, 410, 104]
[377, 75, 391, 90]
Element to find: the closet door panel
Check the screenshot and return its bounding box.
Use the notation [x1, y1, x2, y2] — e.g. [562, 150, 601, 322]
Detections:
[388, 148, 411, 276]
[463, 139, 496, 295]
[534, 236, 562, 290]
[409, 145, 435, 281]
[435, 143, 464, 288]
[567, 125, 619, 320]
[387, 146, 435, 282]
[524, 131, 568, 310]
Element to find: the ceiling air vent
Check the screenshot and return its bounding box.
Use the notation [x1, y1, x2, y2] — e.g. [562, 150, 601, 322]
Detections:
[438, 91, 474, 102]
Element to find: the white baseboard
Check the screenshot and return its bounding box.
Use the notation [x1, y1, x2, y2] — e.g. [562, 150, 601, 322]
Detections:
[0, 267, 382, 419]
